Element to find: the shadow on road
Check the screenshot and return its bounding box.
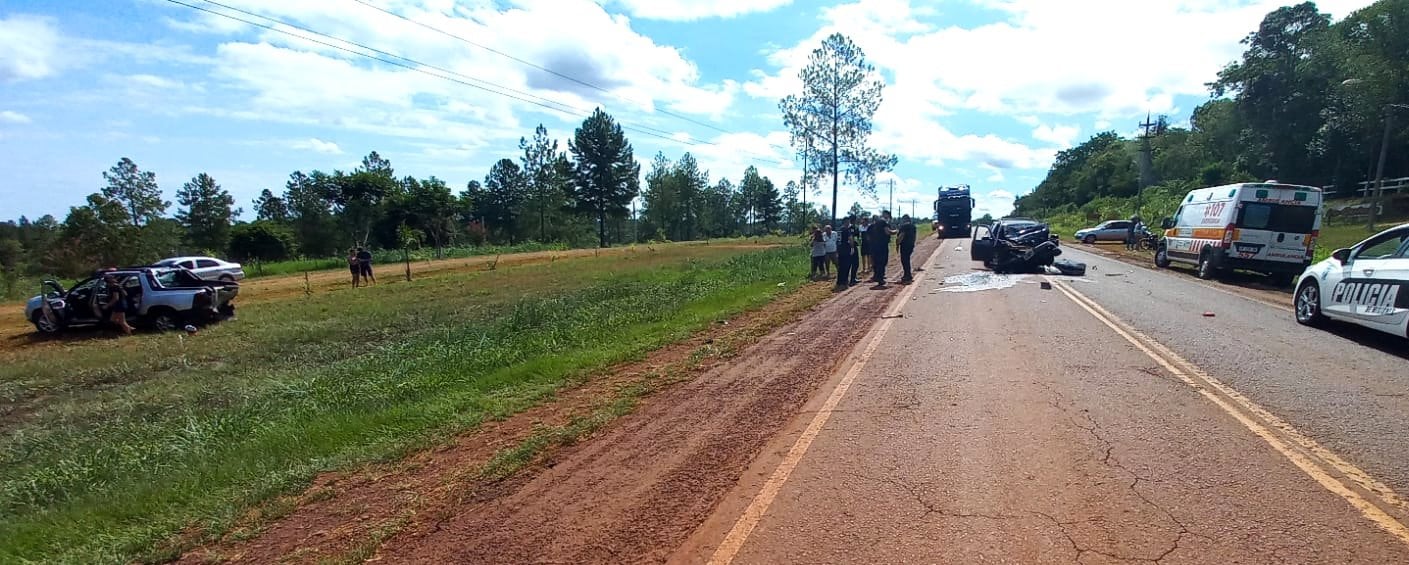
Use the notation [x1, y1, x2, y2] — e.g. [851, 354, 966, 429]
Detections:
[1315, 320, 1409, 361]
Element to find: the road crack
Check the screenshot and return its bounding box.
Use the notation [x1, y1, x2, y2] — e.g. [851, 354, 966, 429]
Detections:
[1036, 381, 1209, 563]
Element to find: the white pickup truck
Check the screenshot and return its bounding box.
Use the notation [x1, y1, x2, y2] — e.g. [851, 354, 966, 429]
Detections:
[25, 267, 239, 334]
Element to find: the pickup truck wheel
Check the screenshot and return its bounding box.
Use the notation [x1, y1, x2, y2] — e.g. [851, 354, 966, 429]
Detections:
[31, 312, 61, 334]
[1154, 246, 1171, 268]
[149, 310, 180, 332]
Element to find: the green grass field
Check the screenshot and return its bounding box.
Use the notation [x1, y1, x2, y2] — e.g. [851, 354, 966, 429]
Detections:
[0, 243, 808, 564]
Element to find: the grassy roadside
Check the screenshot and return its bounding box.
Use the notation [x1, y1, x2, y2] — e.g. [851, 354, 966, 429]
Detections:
[0, 244, 809, 564]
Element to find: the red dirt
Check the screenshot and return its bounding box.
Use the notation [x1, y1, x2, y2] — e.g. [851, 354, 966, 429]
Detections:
[176, 237, 937, 564]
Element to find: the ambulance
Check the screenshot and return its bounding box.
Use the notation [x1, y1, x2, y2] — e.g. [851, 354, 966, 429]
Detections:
[1154, 181, 1323, 285]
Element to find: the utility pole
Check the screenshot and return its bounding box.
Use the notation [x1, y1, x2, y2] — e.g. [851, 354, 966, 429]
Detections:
[1136, 113, 1160, 217]
[888, 178, 894, 213]
[632, 199, 637, 243]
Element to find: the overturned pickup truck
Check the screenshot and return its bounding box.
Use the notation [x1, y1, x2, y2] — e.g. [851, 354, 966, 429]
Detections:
[971, 218, 1085, 275]
[25, 267, 239, 334]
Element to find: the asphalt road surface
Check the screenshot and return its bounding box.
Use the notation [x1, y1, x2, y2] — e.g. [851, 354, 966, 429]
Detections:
[674, 243, 1409, 564]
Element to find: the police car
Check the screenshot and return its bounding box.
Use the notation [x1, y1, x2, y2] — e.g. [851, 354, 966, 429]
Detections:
[1294, 223, 1409, 340]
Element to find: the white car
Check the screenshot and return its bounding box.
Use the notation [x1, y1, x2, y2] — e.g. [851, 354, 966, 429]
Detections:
[153, 256, 245, 282]
[1294, 223, 1409, 340]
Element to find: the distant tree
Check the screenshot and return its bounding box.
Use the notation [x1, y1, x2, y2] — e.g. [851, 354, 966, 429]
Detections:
[781, 33, 897, 226]
[253, 189, 290, 223]
[739, 166, 782, 234]
[520, 124, 570, 242]
[569, 108, 640, 248]
[360, 150, 394, 178]
[1210, 2, 1335, 183]
[61, 193, 137, 269]
[284, 171, 340, 257]
[229, 221, 296, 263]
[483, 158, 527, 244]
[101, 157, 168, 227]
[847, 202, 867, 220]
[640, 152, 678, 242]
[176, 173, 239, 253]
[975, 213, 995, 226]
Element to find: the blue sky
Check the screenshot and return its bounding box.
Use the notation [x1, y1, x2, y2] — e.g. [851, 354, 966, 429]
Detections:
[0, 0, 1377, 223]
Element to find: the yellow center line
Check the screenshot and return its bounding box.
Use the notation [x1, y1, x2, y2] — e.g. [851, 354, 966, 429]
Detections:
[1049, 277, 1409, 545]
[706, 248, 939, 565]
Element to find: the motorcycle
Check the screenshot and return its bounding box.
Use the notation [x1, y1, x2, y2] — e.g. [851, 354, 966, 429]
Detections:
[1138, 227, 1159, 251]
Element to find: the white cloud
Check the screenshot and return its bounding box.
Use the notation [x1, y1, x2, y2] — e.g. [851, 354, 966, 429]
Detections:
[0, 110, 32, 124]
[974, 189, 1017, 218]
[291, 138, 343, 154]
[0, 15, 62, 82]
[609, 0, 794, 21]
[1031, 124, 1079, 147]
[745, 0, 1382, 177]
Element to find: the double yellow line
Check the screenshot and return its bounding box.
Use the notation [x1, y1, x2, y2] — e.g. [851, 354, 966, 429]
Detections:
[1050, 277, 1409, 545]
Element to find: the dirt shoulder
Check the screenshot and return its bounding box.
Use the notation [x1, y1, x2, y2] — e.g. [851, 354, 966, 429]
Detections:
[178, 237, 936, 564]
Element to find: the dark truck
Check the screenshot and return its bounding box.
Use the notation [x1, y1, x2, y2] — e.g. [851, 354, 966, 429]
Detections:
[933, 185, 974, 239]
[25, 266, 239, 334]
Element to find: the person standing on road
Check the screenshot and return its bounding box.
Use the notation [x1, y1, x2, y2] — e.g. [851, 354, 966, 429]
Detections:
[356, 246, 376, 285]
[809, 228, 827, 279]
[897, 214, 918, 283]
[1125, 216, 1138, 251]
[823, 224, 837, 276]
[834, 217, 856, 292]
[103, 274, 135, 336]
[858, 217, 871, 275]
[870, 211, 898, 286]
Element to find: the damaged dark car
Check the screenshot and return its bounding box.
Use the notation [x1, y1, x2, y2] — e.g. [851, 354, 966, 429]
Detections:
[971, 218, 1085, 275]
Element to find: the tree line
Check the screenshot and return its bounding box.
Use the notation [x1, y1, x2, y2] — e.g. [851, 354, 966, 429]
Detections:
[0, 107, 836, 283]
[1015, 0, 1408, 218]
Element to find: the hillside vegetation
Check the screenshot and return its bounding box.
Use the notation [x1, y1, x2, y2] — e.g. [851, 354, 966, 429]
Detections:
[1018, 0, 1409, 234]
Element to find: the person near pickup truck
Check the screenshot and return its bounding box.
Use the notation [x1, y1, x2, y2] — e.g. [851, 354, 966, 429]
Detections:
[356, 247, 376, 285]
[103, 274, 134, 336]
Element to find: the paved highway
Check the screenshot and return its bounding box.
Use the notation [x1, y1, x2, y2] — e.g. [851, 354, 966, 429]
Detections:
[675, 243, 1409, 564]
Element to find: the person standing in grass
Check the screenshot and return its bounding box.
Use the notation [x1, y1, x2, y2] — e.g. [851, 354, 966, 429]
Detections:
[356, 246, 375, 285]
[809, 228, 827, 279]
[897, 214, 918, 283]
[347, 248, 361, 288]
[822, 224, 837, 276]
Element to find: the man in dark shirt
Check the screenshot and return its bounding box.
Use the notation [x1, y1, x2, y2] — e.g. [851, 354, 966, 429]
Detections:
[870, 211, 897, 286]
[897, 214, 918, 283]
[355, 247, 376, 285]
[834, 216, 856, 291]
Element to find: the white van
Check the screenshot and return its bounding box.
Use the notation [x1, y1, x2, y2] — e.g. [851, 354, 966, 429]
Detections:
[1154, 181, 1323, 284]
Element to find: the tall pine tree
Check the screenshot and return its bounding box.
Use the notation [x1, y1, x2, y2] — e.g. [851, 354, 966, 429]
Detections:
[569, 108, 639, 248]
[176, 173, 239, 253]
[101, 157, 168, 227]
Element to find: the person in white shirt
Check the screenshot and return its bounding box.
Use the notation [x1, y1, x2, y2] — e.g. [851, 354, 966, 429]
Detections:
[822, 224, 837, 276]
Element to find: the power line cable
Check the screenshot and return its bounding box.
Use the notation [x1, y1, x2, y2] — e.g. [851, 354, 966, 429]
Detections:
[164, 0, 720, 148]
[345, 0, 798, 155]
